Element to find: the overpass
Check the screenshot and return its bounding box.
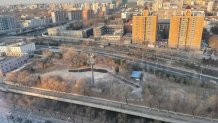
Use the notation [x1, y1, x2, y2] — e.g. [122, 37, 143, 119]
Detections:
[0, 83, 217, 123]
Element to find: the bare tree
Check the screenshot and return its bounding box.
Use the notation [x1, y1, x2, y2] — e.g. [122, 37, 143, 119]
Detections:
[42, 50, 53, 58]
[62, 48, 77, 63]
[6, 72, 18, 83]
[188, 94, 201, 116]
[40, 75, 68, 92]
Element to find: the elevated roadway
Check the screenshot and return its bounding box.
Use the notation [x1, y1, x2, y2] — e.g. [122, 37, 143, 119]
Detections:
[0, 83, 217, 123]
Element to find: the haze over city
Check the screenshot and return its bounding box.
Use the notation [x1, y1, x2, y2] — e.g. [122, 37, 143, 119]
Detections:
[0, 0, 110, 5]
[0, 0, 217, 123]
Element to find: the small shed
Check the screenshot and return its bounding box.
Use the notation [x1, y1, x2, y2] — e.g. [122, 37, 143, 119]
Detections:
[131, 71, 142, 81]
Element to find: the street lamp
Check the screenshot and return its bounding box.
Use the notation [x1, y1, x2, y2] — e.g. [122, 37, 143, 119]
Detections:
[87, 50, 95, 85]
[200, 66, 203, 81]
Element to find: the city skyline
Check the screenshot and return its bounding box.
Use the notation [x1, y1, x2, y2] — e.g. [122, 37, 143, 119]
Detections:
[0, 0, 110, 6]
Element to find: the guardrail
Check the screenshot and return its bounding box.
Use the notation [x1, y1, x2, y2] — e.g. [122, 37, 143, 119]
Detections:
[0, 83, 217, 123]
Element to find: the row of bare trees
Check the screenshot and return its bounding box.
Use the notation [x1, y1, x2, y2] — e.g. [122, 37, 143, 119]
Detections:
[141, 69, 218, 119]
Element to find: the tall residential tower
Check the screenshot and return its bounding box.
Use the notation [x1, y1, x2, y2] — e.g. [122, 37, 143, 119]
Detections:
[132, 9, 158, 45]
[168, 8, 204, 49]
[51, 10, 67, 24]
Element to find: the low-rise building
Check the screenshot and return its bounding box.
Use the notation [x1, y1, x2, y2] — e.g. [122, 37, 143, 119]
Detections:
[93, 18, 124, 41]
[0, 42, 36, 56]
[59, 27, 93, 38]
[121, 12, 131, 20]
[131, 71, 142, 81]
[47, 21, 93, 38]
[93, 24, 105, 38]
[101, 35, 121, 41]
[22, 18, 51, 28]
[0, 55, 29, 74]
[93, 21, 124, 41]
[47, 27, 61, 36]
[105, 24, 124, 35]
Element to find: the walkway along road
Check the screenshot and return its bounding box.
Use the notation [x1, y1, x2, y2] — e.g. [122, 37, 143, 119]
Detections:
[0, 83, 217, 123]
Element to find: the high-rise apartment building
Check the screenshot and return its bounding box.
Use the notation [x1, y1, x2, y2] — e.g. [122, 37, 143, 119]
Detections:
[168, 9, 204, 49]
[114, 0, 127, 5]
[92, 3, 100, 14]
[84, 2, 91, 10]
[132, 9, 158, 45]
[207, 1, 214, 12]
[0, 15, 17, 31]
[184, 0, 192, 5]
[137, 0, 145, 7]
[82, 9, 94, 21]
[51, 10, 67, 24]
[68, 10, 82, 21]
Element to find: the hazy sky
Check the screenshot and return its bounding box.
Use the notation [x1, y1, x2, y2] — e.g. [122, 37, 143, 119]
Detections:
[0, 0, 110, 6]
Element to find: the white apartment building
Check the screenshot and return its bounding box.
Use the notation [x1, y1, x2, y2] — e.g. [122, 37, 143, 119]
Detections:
[121, 12, 131, 19]
[0, 42, 36, 56]
[0, 15, 17, 31]
[22, 18, 51, 28]
[207, 1, 214, 12]
[0, 54, 29, 74]
[137, 0, 145, 6]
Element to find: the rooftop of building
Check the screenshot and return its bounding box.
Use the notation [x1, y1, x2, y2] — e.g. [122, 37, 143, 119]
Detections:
[205, 16, 218, 20]
[0, 56, 16, 63]
[0, 15, 13, 17]
[106, 18, 123, 24]
[68, 9, 82, 12]
[93, 24, 105, 28]
[102, 34, 122, 37]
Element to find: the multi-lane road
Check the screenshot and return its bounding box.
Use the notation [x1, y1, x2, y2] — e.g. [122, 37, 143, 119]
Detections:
[0, 83, 217, 123]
